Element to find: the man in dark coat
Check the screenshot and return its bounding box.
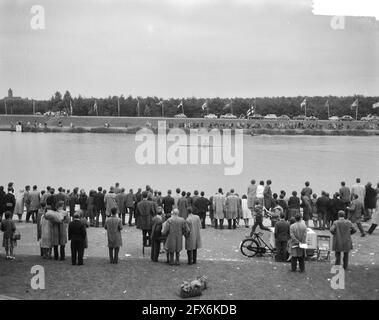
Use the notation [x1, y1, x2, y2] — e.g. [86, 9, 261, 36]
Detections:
[94, 187, 106, 227]
[364, 182, 376, 221]
[191, 191, 200, 216]
[274, 212, 290, 262]
[193, 191, 210, 229]
[68, 212, 87, 265]
[330, 210, 356, 270]
[3, 188, 15, 217]
[125, 189, 135, 226]
[162, 190, 175, 219]
[316, 191, 329, 230]
[150, 207, 165, 262]
[136, 191, 156, 246]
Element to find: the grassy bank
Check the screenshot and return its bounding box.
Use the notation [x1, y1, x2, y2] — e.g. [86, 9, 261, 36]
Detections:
[1, 222, 378, 300]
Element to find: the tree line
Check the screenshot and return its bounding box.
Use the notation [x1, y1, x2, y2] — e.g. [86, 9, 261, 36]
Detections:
[1, 90, 378, 119]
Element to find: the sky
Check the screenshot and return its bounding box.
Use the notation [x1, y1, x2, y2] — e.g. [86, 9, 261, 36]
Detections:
[0, 0, 378, 100]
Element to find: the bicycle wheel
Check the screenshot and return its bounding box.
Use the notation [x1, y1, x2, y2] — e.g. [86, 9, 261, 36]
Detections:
[240, 238, 260, 257]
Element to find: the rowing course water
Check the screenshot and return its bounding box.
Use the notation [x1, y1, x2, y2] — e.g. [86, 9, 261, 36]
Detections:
[0, 132, 378, 196]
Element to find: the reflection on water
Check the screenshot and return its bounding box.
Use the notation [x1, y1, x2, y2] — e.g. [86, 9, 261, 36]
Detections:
[0, 132, 378, 196]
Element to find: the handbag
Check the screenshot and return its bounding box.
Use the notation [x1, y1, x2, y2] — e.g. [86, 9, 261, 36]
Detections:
[13, 229, 21, 241]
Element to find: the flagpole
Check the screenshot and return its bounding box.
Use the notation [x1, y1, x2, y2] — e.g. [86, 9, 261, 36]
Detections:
[356, 100, 358, 120]
[162, 102, 164, 117]
[207, 100, 209, 115]
[231, 100, 233, 115]
[138, 99, 140, 117]
[4, 99, 7, 115]
[182, 102, 184, 114]
[118, 97, 120, 117]
[33, 100, 35, 115]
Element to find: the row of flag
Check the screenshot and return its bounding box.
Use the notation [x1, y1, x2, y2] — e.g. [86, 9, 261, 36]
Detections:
[40, 98, 379, 117]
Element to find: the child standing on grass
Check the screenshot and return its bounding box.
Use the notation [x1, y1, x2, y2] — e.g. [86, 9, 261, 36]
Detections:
[1, 211, 17, 260]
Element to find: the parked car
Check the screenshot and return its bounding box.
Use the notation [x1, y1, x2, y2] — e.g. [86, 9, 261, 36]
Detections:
[328, 116, 340, 121]
[340, 115, 354, 121]
[307, 116, 319, 121]
[174, 113, 187, 118]
[263, 114, 278, 119]
[277, 115, 290, 120]
[220, 113, 237, 119]
[204, 113, 218, 119]
[360, 114, 379, 121]
[293, 115, 307, 120]
[248, 114, 264, 119]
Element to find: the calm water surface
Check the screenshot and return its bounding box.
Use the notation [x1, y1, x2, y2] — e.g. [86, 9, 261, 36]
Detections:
[0, 132, 378, 196]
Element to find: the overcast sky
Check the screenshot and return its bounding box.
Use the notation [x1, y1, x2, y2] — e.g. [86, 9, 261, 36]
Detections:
[0, 0, 378, 99]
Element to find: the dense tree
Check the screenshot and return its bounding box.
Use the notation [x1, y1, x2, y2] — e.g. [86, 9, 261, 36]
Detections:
[1, 93, 378, 118]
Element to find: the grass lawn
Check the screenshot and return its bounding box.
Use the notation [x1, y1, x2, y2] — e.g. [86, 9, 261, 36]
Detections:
[1, 220, 379, 300]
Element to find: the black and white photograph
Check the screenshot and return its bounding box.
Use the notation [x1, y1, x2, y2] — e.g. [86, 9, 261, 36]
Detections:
[0, 0, 379, 308]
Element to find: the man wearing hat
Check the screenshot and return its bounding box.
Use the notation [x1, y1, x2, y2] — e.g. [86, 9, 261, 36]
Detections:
[330, 210, 357, 270]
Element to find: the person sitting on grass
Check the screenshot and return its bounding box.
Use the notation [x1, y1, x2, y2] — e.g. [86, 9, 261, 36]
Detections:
[250, 200, 271, 236]
[104, 207, 123, 264]
[1, 211, 17, 260]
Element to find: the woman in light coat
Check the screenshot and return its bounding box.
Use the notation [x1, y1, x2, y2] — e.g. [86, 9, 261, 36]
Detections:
[14, 189, 25, 222]
[212, 188, 225, 229]
[185, 209, 202, 265]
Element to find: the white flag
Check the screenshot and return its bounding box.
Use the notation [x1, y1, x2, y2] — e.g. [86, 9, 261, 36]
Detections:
[177, 101, 183, 109]
[300, 98, 307, 108]
[201, 101, 208, 110]
[372, 102, 379, 109]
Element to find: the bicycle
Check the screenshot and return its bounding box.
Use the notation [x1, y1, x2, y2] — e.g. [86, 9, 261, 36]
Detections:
[240, 231, 276, 258]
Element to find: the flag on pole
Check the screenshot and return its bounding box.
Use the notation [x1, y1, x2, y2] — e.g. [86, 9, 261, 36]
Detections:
[4, 99, 7, 115]
[351, 99, 359, 109]
[372, 102, 379, 109]
[70, 99, 73, 115]
[223, 103, 231, 111]
[246, 105, 255, 116]
[201, 101, 208, 110]
[300, 98, 307, 109]
[93, 101, 98, 115]
[33, 100, 36, 115]
[136, 98, 140, 116]
[156, 100, 163, 106]
[325, 99, 329, 108]
[177, 101, 183, 109]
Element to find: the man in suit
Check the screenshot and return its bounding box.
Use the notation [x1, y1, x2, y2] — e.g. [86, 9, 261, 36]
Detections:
[68, 212, 87, 265]
[347, 194, 366, 237]
[3, 188, 15, 216]
[289, 214, 307, 272]
[193, 191, 210, 229]
[125, 189, 135, 226]
[116, 188, 128, 225]
[330, 210, 356, 270]
[94, 187, 106, 227]
[162, 190, 175, 219]
[191, 190, 200, 216]
[339, 181, 351, 210]
[27, 185, 40, 224]
[247, 179, 257, 211]
[177, 191, 189, 219]
[136, 191, 156, 246]
[274, 212, 290, 262]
